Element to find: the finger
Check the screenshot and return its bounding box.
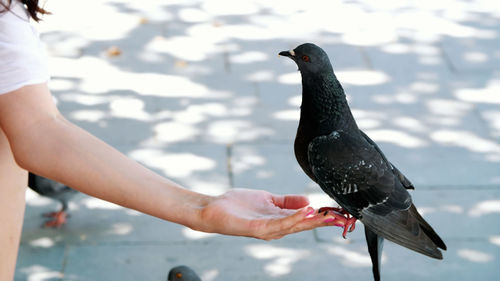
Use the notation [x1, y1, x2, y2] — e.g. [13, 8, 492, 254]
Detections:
[269, 213, 346, 239]
[254, 207, 311, 240]
[272, 194, 309, 210]
[270, 206, 314, 233]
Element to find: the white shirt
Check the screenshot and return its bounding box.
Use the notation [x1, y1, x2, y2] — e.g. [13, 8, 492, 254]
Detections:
[0, 0, 50, 95]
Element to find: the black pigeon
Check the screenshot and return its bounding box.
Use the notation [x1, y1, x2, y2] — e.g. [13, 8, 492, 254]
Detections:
[279, 43, 446, 281]
[168, 265, 202, 281]
[28, 172, 78, 227]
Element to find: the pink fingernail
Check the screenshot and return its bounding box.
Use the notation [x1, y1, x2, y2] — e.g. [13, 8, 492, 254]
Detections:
[306, 208, 314, 216]
[324, 218, 336, 223]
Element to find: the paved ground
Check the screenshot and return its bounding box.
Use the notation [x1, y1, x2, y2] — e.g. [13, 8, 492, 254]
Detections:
[15, 0, 500, 280]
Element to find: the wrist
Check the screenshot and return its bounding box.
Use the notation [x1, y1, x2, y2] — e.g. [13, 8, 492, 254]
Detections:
[185, 192, 217, 233]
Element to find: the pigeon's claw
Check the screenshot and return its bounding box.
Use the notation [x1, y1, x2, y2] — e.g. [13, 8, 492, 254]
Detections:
[342, 217, 357, 239]
[43, 210, 68, 228]
[318, 206, 358, 238]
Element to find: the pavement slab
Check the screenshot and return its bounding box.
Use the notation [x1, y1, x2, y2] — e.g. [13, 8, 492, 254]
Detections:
[14, 0, 500, 280]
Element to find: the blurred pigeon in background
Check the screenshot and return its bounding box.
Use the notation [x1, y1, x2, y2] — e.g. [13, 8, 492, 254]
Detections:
[28, 172, 78, 228]
[168, 265, 202, 281]
[280, 43, 446, 281]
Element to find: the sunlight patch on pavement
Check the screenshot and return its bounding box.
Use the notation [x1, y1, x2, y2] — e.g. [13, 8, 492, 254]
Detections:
[232, 152, 266, 174]
[245, 244, 310, 276]
[426, 99, 473, 116]
[49, 57, 220, 98]
[431, 130, 500, 154]
[247, 70, 274, 82]
[273, 109, 299, 121]
[110, 98, 150, 121]
[326, 245, 378, 267]
[457, 249, 494, 263]
[82, 197, 123, 210]
[40, 0, 139, 41]
[393, 117, 427, 133]
[154, 122, 199, 143]
[337, 70, 390, 86]
[489, 236, 500, 247]
[130, 149, 216, 177]
[108, 223, 133, 235]
[178, 8, 212, 23]
[25, 189, 53, 207]
[456, 84, 500, 104]
[409, 81, 439, 93]
[364, 129, 427, 148]
[481, 111, 500, 137]
[278, 72, 301, 85]
[207, 120, 274, 143]
[231, 51, 269, 64]
[29, 237, 56, 248]
[200, 269, 219, 281]
[468, 200, 500, 217]
[182, 227, 217, 240]
[70, 110, 106, 123]
[22, 265, 62, 281]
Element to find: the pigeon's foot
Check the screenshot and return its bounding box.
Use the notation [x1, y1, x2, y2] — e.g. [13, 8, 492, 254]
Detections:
[342, 216, 357, 239]
[43, 210, 68, 228]
[318, 207, 357, 238]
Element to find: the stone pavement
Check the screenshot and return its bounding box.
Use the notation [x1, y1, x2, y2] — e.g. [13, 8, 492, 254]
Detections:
[15, 0, 500, 280]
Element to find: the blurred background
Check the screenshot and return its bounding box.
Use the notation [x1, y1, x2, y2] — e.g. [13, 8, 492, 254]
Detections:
[16, 0, 500, 280]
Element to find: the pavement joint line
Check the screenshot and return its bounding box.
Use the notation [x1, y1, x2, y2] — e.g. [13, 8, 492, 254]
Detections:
[59, 243, 71, 281]
[226, 143, 235, 188]
[470, 106, 500, 144]
[438, 42, 458, 74]
[358, 46, 374, 70]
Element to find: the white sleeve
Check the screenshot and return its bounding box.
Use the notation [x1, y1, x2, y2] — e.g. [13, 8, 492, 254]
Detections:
[0, 0, 50, 95]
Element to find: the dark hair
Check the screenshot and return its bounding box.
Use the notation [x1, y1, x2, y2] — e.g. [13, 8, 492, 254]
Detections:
[0, 0, 50, 22]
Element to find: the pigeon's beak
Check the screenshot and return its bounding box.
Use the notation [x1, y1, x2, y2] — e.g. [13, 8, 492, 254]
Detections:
[279, 49, 296, 59]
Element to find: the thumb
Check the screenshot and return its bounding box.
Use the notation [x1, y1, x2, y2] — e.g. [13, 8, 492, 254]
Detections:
[272, 194, 310, 210]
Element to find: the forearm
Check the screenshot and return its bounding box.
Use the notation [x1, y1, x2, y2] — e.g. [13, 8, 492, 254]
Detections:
[24, 116, 211, 227]
[0, 85, 212, 230]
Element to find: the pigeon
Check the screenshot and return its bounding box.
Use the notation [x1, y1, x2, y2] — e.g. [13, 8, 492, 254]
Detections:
[28, 172, 78, 227]
[168, 265, 202, 281]
[279, 43, 446, 281]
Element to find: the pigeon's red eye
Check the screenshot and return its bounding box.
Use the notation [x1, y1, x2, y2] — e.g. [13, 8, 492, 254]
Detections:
[302, 55, 310, 62]
[176, 273, 182, 279]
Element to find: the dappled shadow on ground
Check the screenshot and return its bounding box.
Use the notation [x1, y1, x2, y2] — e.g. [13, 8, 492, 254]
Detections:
[16, 0, 500, 280]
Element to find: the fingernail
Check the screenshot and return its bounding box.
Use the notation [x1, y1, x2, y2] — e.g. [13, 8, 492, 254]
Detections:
[306, 208, 314, 216]
[324, 218, 336, 223]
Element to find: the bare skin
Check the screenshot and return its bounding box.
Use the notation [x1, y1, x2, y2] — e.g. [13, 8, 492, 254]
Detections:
[0, 128, 27, 281]
[0, 83, 344, 280]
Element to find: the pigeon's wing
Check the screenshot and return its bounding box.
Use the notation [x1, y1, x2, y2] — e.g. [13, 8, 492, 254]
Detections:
[308, 131, 445, 259]
[359, 130, 414, 190]
[307, 130, 412, 218]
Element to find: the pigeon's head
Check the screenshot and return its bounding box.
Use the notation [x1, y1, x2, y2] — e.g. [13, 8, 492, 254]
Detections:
[167, 265, 202, 281]
[279, 43, 333, 75]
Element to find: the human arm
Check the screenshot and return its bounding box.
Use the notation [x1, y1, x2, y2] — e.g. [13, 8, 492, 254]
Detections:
[0, 83, 341, 240]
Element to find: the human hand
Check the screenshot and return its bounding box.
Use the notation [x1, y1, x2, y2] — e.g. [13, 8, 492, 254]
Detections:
[196, 188, 345, 240]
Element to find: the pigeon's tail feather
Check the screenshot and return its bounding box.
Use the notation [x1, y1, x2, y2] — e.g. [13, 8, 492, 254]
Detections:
[361, 204, 446, 260]
[365, 226, 384, 281]
[410, 204, 447, 250]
